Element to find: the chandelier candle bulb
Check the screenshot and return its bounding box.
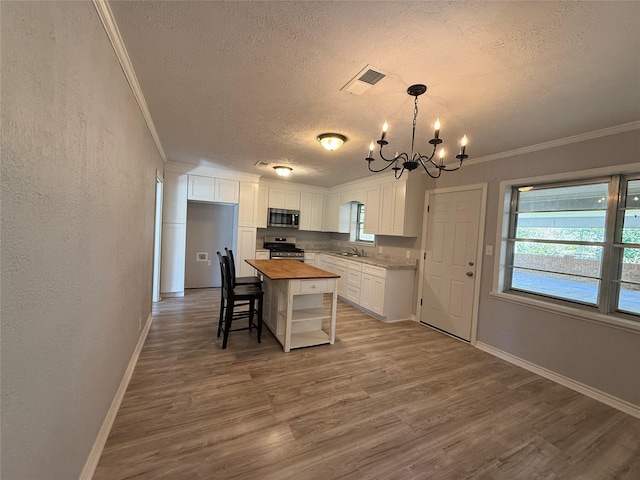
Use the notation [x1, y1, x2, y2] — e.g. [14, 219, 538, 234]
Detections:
[434, 118, 441, 139]
[459, 135, 468, 156]
[439, 148, 445, 166]
[368, 142, 374, 157]
[381, 121, 388, 140]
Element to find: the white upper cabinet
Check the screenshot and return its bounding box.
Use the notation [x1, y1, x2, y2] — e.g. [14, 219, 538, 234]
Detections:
[164, 172, 188, 223]
[379, 181, 405, 235]
[187, 175, 216, 202]
[187, 175, 239, 204]
[377, 175, 423, 237]
[238, 182, 259, 227]
[257, 185, 268, 228]
[364, 186, 381, 234]
[299, 191, 324, 231]
[268, 187, 300, 210]
[284, 190, 301, 210]
[322, 193, 349, 233]
[340, 189, 365, 205]
[214, 178, 239, 204]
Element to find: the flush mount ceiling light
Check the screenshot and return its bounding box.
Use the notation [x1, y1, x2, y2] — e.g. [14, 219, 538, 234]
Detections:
[273, 166, 292, 177]
[366, 84, 469, 179]
[317, 133, 347, 151]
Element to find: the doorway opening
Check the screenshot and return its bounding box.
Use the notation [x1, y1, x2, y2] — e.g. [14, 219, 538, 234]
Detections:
[152, 171, 164, 303]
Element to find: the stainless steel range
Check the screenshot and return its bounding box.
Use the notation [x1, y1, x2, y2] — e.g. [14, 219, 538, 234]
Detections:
[263, 236, 304, 261]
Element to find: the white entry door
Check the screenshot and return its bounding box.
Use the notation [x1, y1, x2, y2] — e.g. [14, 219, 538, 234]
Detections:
[421, 188, 482, 341]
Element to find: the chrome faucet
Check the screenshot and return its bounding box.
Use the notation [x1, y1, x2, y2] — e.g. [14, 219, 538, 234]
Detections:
[351, 246, 359, 255]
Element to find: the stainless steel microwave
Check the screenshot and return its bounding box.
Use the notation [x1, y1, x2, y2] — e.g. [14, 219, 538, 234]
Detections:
[267, 208, 300, 229]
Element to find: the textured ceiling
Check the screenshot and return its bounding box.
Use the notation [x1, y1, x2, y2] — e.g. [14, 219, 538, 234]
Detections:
[109, 1, 640, 187]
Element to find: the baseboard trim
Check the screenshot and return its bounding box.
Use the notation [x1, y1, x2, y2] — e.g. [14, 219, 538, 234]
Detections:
[475, 341, 640, 419]
[78, 313, 153, 480]
[161, 291, 184, 298]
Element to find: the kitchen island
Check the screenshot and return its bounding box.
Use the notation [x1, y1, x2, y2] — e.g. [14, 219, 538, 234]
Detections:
[245, 259, 339, 352]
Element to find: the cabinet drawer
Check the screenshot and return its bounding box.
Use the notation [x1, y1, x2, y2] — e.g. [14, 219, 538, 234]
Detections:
[334, 257, 348, 267]
[346, 284, 361, 303]
[299, 279, 331, 293]
[323, 255, 337, 266]
[347, 270, 362, 286]
[362, 264, 386, 278]
[347, 260, 362, 272]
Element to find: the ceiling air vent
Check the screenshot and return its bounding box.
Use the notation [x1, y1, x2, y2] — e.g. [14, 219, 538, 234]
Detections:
[340, 64, 388, 95]
[254, 161, 269, 167]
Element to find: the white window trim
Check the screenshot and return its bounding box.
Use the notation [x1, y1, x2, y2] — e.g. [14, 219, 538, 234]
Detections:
[348, 203, 375, 246]
[492, 161, 640, 335]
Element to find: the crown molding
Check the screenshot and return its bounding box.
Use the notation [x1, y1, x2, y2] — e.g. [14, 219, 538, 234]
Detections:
[93, 0, 167, 162]
[467, 121, 640, 166]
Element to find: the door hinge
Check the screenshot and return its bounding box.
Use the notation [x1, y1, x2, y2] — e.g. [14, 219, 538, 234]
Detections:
[420, 298, 423, 306]
[427, 205, 430, 213]
[423, 252, 426, 260]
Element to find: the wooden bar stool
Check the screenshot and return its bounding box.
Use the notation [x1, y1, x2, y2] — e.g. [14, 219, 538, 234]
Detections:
[217, 253, 263, 349]
[225, 248, 262, 287]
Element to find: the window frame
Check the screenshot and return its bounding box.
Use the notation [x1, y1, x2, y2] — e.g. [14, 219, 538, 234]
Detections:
[346, 202, 375, 245]
[491, 163, 640, 334]
[355, 203, 374, 244]
[506, 176, 613, 310]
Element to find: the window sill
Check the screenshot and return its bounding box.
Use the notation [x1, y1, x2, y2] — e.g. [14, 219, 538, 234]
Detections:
[489, 290, 640, 335]
[349, 241, 375, 247]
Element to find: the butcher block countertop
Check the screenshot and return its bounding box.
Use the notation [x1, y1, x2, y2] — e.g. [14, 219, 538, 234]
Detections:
[246, 259, 340, 280]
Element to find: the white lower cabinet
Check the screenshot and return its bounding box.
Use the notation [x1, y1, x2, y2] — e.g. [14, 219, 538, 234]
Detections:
[334, 264, 347, 298]
[320, 254, 346, 297]
[319, 254, 414, 321]
[255, 250, 270, 260]
[346, 260, 362, 304]
[360, 272, 386, 316]
[304, 252, 316, 266]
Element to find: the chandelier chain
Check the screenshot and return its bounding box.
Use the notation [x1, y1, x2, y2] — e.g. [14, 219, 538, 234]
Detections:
[410, 96, 419, 159]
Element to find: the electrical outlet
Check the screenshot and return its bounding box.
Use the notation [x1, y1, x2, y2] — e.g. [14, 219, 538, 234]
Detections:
[485, 245, 493, 256]
[378, 246, 383, 253]
[405, 250, 411, 259]
[208, 260, 211, 266]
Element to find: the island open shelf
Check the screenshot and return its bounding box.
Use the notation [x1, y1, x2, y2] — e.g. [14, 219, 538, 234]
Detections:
[245, 259, 339, 352]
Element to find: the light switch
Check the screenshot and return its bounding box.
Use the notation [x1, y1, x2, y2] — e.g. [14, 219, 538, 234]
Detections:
[485, 245, 493, 256]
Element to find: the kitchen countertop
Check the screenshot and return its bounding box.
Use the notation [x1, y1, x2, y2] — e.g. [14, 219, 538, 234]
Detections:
[254, 248, 417, 270]
[305, 251, 417, 270]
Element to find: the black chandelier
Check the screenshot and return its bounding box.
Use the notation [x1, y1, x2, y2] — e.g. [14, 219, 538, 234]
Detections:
[366, 84, 468, 179]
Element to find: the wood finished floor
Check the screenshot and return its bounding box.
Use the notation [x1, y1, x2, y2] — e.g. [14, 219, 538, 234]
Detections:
[94, 288, 640, 479]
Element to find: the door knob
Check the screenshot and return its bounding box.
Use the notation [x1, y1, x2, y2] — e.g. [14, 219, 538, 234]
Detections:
[466, 271, 474, 277]
[468, 261, 474, 266]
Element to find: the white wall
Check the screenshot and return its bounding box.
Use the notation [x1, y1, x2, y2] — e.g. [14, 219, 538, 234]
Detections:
[430, 128, 640, 407]
[1, 2, 164, 479]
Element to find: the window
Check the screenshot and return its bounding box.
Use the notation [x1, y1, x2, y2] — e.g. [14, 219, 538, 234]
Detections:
[349, 203, 374, 244]
[505, 174, 640, 320]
